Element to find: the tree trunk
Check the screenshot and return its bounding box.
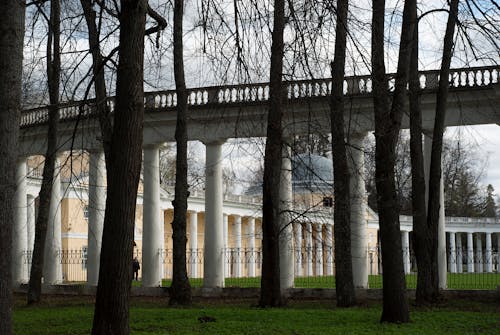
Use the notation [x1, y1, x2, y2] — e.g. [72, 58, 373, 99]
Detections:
[372, 0, 415, 323]
[169, 0, 192, 306]
[91, 1, 147, 333]
[0, 1, 25, 332]
[409, 10, 438, 305]
[80, 0, 113, 166]
[259, 0, 285, 307]
[28, 0, 61, 305]
[330, 0, 356, 308]
[426, 0, 459, 297]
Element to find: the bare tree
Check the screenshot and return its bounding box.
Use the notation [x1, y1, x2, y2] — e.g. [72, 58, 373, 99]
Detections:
[169, 0, 192, 306]
[0, 0, 25, 332]
[28, 0, 62, 304]
[260, 0, 285, 307]
[330, 0, 356, 307]
[371, 0, 415, 323]
[91, 1, 147, 333]
[424, 0, 459, 302]
[408, 6, 435, 305]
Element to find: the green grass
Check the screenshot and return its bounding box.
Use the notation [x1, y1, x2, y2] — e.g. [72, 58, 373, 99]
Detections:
[13, 296, 499, 335]
[131, 273, 500, 290]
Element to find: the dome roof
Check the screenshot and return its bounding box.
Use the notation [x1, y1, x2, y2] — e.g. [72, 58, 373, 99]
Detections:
[292, 153, 333, 192]
[245, 153, 333, 195]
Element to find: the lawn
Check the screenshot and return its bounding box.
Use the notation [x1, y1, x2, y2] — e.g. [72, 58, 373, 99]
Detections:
[13, 295, 499, 335]
[150, 273, 500, 290]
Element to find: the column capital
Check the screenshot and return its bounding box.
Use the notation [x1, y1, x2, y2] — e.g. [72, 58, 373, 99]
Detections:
[202, 138, 226, 146]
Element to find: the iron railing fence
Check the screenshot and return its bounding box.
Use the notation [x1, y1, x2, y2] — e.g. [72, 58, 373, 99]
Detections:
[22, 245, 500, 289]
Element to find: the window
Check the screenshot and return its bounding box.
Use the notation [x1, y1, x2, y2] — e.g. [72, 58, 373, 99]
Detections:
[323, 196, 333, 207]
[83, 205, 89, 220]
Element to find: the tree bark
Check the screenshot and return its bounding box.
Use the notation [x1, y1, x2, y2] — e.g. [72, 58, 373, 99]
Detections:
[259, 0, 285, 307]
[372, 0, 415, 323]
[169, 0, 192, 306]
[0, 1, 25, 332]
[426, 0, 459, 295]
[91, 1, 147, 333]
[28, 0, 61, 305]
[409, 9, 438, 305]
[330, 0, 356, 308]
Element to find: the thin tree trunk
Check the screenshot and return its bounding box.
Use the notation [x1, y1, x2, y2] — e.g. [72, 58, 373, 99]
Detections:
[259, 0, 285, 307]
[427, 0, 459, 295]
[330, 0, 356, 308]
[372, 0, 415, 323]
[80, 0, 113, 166]
[91, 1, 147, 333]
[28, 0, 61, 305]
[169, 0, 192, 306]
[0, 1, 25, 332]
[409, 11, 438, 305]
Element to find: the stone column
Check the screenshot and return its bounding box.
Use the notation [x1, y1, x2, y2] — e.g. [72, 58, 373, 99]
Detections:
[294, 222, 303, 277]
[279, 143, 294, 288]
[142, 145, 163, 287]
[424, 134, 447, 288]
[485, 232, 492, 273]
[189, 211, 198, 278]
[13, 157, 28, 284]
[246, 217, 256, 277]
[305, 222, 313, 276]
[233, 215, 242, 278]
[449, 232, 457, 273]
[456, 233, 463, 273]
[475, 233, 483, 273]
[324, 224, 333, 276]
[349, 133, 368, 288]
[27, 194, 36, 253]
[43, 156, 62, 284]
[203, 141, 225, 288]
[87, 150, 106, 286]
[223, 213, 229, 278]
[402, 230, 411, 274]
[467, 232, 474, 273]
[314, 224, 323, 276]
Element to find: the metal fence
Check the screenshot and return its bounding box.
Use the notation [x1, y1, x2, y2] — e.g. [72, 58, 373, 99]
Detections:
[23, 246, 500, 289]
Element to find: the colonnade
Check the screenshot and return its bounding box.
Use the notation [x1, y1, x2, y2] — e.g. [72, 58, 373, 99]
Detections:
[12, 134, 499, 290]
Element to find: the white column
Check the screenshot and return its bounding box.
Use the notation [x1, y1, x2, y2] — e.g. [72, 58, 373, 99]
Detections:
[294, 222, 303, 277]
[475, 233, 483, 273]
[485, 232, 492, 273]
[43, 156, 62, 284]
[449, 232, 457, 273]
[246, 217, 256, 277]
[223, 213, 229, 278]
[279, 143, 294, 289]
[233, 215, 242, 278]
[424, 134, 447, 288]
[314, 223, 323, 276]
[27, 194, 36, 253]
[467, 232, 474, 273]
[13, 157, 28, 284]
[189, 211, 198, 278]
[402, 231, 411, 274]
[324, 224, 333, 276]
[456, 233, 463, 273]
[349, 134, 368, 288]
[305, 222, 313, 276]
[142, 145, 162, 287]
[203, 141, 225, 288]
[87, 150, 106, 286]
